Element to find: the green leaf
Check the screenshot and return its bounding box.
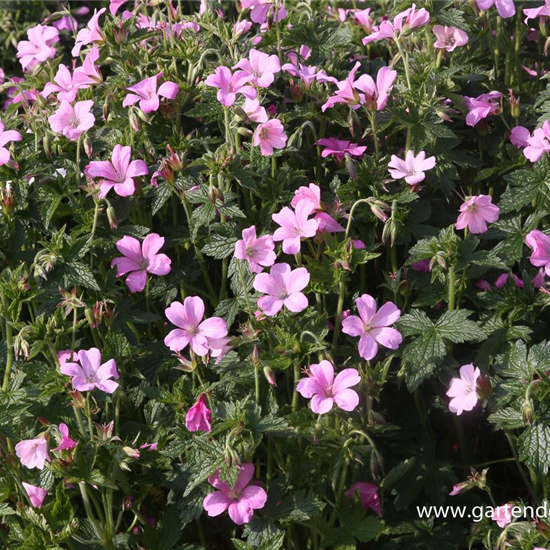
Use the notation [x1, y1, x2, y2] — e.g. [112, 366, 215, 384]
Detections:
[231, 540, 254, 550]
[202, 234, 237, 259]
[434, 310, 484, 343]
[519, 423, 550, 475]
[152, 182, 173, 216]
[63, 262, 100, 291]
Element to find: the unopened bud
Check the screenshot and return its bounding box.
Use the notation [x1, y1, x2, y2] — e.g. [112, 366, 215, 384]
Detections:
[102, 100, 110, 120]
[476, 374, 492, 400]
[106, 205, 118, 229]
[43, 135, 52, 156]
[83, 136, 93, 158]
[263, 367, 276, 386]
[122, 446, 140, 458]
[129, 111, 140, 132]
[70, 390, 86, 409]
[522, 399, 534, 425]
[136, 109, 150, 123]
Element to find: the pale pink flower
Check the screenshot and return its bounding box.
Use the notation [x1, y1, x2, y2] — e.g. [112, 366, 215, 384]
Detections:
[491, 504, 513, 527]
[186, 394, 211, 432]
[122, 73, 179, 113]
[164, 297, 228, 356]
[60, 348, 119, 394]
[318, 138, 367, 162]
[0, 122, 22, 166]
[447, 364, 481, 415]
[241, 0, 287, 24]
[22, 483, 47, 508]
[84, 144, 148, 198]
[203, 463, 267, 525]
[393, 3, 430, 31]
[15, 437, 50, 470]
[205, 66, 256, 107]
[52, 423, 77, 451]
[432, 25, 469, 51]
[234, 49, 281, 88]
[42, 64, 86, 102]
[110, 0, 128, 15]
[345, 483, 382, 516]
[526, 230, 550, 276]
[73, 46, 102, 86]
[290, 184, 321, 210]
[477, 0, 516, 18]
[253, 263, 310, 316]
[533, 268, 546, 289]
[72, 8, 106, 57]
[51, 15, 78, 33]
[362, 20, 395, 45]
[296, 360, 360, 414]
[510, 126, 530, 148]
[234, 226, 276, 273]
[463, 91, 502, 127]
[48, 100, 95, 141]
[282, 62, 334, 89]
[241, 98, 268, 123]
[352, 9, 373, 31]
[233, 20, 252, 38]
[455, 195, 499, 234]
[252, 119, 287, 156]
[341, 294, 402, 360]
[111, 234, 172, 292]
[16, 25, 59, 71]
[524, 122, 550, 162]
[524, 1, 550, 24]
[388, 150, 436, 185]
[272, 199, 318, 254]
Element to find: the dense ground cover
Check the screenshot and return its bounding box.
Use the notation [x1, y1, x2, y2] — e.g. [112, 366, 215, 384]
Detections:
[2, 0, 550, 549]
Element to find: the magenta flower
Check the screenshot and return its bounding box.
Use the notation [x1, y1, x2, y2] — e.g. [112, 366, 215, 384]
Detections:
[524, 1, 550, 24]
[455, 195, 499, 234]
[432, 25, 469, 51]
[234, 49, 281, 88]
[164, 296, 228, 356]
[526, 230, 550, 276]
[253, 263, 310, 316]
[345, 483, 382, 516]
[42, 64, 85, 103]
[234, 226, 276, 273]
[205, 66, 256, 107]
[393, 3, 431, 31]
[524, 122, 550, 162]
[203, 463, 267, 525]
[186, 394, 211, 432]
[318, 138, 367, 162]
[72, 8, 106, 57]
[296, 360, 360, 414]
[241, 0, 287, 24]
[0, 121, 22, 167]
[463, 91, 502, 127]
[491, 504, 513, 527]
[84, 144, 148, 199]
[477, 0, 516, 18]
[495, 273, 523, 289]
[341, 294, 402, 360]
[109, 0, 128, 15]
[15, 437, 50, 470]
[48, 100, 95, 142]
[388, 150, 436, 185]
[111, 234, 171, 293]
[272, 200, 318, 254]
[16, 25, 59, 71]
[252, 119, 288, 156]
[362, 20, 395, 45]
[290, 184, 321, 210]
[510, 126, 530, 148]
[60, 348, 119, 394]
[447, 364, 481, 415]
[122, 73, 179, 114]
[22, 483, 47, 509]
[52, 423, 77, 452]
[233, 20, 252, 38]
[73, 46, 102, 87]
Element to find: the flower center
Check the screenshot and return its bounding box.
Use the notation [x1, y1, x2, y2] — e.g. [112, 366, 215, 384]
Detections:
[245, 246, 255, 257]
[445, 37, 455, 46]
[69, 115, 80, 128]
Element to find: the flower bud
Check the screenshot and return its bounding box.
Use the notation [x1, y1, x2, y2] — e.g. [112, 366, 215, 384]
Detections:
[476, 374, 492, 400]
[263, 366, 276, 386]
[129, 111, 140, 132]
[522, 399, 534, 425]
[70, 390, 86, 409]
[137, 109, 150, 123]
[83, 136, 93, 158]
[106, 205, 118, 229]
[43, 135, 52, 157]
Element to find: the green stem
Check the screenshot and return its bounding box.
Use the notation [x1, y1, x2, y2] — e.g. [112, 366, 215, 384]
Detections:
[448, 266, 456, 311]
[237, 260, 255, 318]
[2, 320, 13, 393]
[89, 200, 100, 270]
[292, 362, 301, 412]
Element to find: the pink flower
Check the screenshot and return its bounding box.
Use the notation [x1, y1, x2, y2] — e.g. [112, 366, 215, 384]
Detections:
[0, 121, 22, 166]
[60, 348, 119, 394]
[272, 199, 318, 254]
[510, 126, 530, 148]
[252, 119, 287, 156]
[122, 73, 179, 114]
[110, 0, 128, 15]
[362, 20, 395, 45]
[318, 138, 367, 162]
[234, 49, 281, 88]
[52, 423, 77, 451]
[234, 226, 276, 273]
[526, 230, 550, 276]
[84, 144, 148, 198]
[533, 268, 546, 288]
[463, 91, 502, 127]
[203, 463, 267, 525]
[495, 273, 523, 289]
[345, 483, 381, 516]
[446, 364, 481, 415]
[253, 263, 310, 316]
[242, 98, 268, 123]
[432, 25, 469, 51]
[111, 234, 171, 292]
[204, 66, 256, 107]
[491, 504, 513, 528]
[455, 195, 500, 234]
[73, 46, 103, 86]
[352, 9, 373, 31]
[164, 296, 228, 356]
[411, 259, 431, 272]
[296, 360, 360, 414]
[341, 294, 402, 360]
[241, 0, 287, 24]
[388, 150, 436, 185]
[186, 394, 211, 432]
[16, 25, 59, 71]
[15, 437, 50, 470]
[394, 3, 430, 31]
[233, 20, 252, 38]
[524, 1, 550, 24]
[42, 64, 86, 102]
[72, 8, 106, 57]
[477, 0, 516, 19]
[22, 483, 47, 508]
[290, 184, 321, 210]
[524, 122, 550, 162]
[48, 100, 95, 141]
